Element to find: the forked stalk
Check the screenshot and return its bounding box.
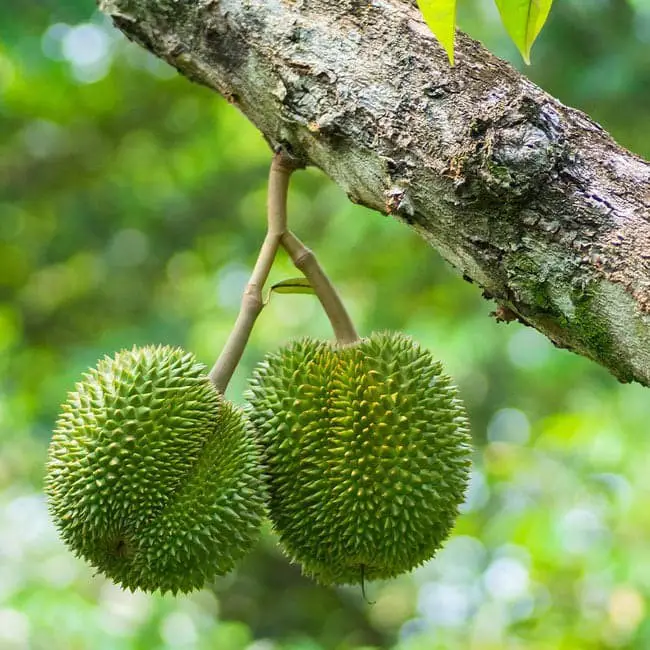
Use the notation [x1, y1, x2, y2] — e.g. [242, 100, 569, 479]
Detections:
[210, 148, 360, 392]
[209, 151, 296, 392]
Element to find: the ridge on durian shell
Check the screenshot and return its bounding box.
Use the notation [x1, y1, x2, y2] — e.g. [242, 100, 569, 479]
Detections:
[247, 332, 472, 586]
[46, 345, 267, 594]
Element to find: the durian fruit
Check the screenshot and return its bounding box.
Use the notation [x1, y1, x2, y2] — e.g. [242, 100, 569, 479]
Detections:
[247, 331, 471, 586]
[45, 345, 266, 594]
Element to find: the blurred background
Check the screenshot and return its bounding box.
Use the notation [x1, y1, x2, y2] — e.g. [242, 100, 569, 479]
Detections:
[1, 0, 649, 648]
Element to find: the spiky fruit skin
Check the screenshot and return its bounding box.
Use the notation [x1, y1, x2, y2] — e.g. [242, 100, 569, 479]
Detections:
[247, 332, 471, 585]
[46, 346, 266, 594]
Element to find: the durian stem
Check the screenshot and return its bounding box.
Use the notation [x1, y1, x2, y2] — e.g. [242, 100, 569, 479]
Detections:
[281, 230, 359, 345]
[209, 151, 297, 393]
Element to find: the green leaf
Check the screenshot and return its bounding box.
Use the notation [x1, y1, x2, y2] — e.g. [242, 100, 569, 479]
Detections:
[416, 0, 457, 65]
[494, 0, 554, 64]
[264, 277, 315, 304]
[270, 278, 314, 295]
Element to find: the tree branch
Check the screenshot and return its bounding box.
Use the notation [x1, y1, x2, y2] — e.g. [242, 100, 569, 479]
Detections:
[98, 0, 650, 387]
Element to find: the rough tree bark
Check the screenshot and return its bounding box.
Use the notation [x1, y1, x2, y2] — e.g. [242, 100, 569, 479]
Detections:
[99, 0, 650, 387]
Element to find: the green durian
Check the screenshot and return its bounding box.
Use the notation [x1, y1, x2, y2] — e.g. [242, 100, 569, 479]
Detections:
[46, 345, 266, 594]
[247, 331, 471, 586]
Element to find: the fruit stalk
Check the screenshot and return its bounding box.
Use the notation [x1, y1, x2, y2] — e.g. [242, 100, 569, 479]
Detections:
[209, 151, 297, 392]
[281, 230, 359, 345]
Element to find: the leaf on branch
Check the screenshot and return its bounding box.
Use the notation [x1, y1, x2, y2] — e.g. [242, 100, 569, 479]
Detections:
[494, 0, 554, 64]
[265, 277, 315, 304]
[416, 0, 457, 65]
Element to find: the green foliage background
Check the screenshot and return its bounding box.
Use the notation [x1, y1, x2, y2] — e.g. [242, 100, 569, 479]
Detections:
[1, 1, 649, 648]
